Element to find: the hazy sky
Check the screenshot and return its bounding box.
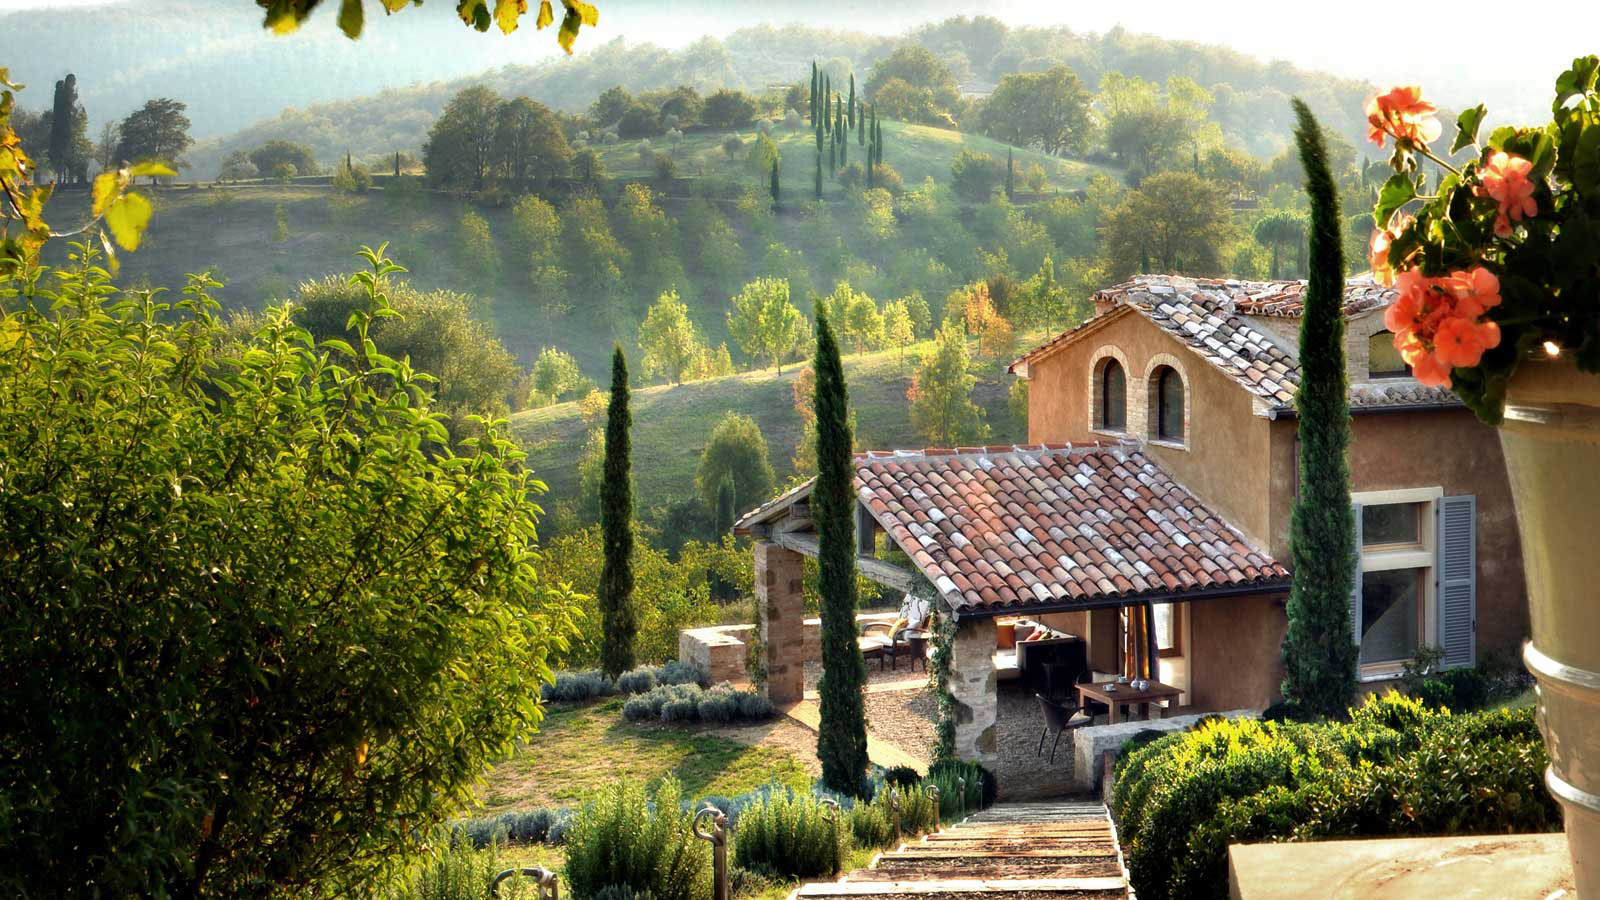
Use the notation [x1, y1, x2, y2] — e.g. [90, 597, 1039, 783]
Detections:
[5, 0, 1596, 123]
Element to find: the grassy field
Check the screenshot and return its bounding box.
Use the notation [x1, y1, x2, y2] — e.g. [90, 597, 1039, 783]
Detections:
[513, 339, 1031, 513]
[593, 118, 1115, 194]
[475, 697, 812, 814]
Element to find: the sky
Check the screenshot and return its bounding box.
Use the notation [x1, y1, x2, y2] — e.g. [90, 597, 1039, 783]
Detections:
[4, 0, 1597, 125]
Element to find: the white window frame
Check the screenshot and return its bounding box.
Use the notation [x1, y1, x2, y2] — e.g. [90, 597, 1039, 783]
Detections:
[1353, 486, 1441, 681]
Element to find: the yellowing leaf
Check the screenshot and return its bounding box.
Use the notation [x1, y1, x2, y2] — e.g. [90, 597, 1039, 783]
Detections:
[568, 0, 597, 26]
[92, 171, 122, 217]
[380, 0, 409, 12]
[266, 10, 301, 34]
[126, 162, 177, 179]
[535, 0, 553, 28]
[99, 228, 119, 274]
[338, 0, 365, 38]
[494, 0, 525, 33]
[557, 5, 581, 53]
[104, 192, 153, 252]
[457, 0, 484, 26]
[0, 68, 23, 91]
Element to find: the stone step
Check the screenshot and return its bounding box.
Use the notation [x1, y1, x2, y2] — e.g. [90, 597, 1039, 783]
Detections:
[792, 877, 1128, 897]
[857, 859, 1124, 881]
[884, 849, 1120, 860]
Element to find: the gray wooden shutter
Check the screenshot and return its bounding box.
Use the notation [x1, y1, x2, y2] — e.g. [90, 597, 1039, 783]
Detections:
[1436, 495, 1477, 669]
[1350, 503, 1363, 658]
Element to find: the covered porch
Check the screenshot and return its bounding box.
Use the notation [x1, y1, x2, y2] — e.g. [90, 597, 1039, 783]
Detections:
[732, 442, 1290, 798]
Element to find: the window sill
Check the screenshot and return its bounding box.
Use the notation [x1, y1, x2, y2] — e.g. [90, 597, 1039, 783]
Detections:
[1090, 428, 1129, 440]
[1149, 438, 1188, 451]
[1358, 663, 1408, 683]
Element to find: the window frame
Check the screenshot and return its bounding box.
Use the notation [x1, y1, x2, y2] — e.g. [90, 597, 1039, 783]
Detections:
[1352, 487, 1441, 680]
[1367, 329, 1411, 380]
[1155, 366, 1185, 443]
[1155, 601, 1183, 658]
[1091, 354, 1129, 436]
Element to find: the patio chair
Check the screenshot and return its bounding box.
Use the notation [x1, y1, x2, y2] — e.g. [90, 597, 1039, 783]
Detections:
[1035, 693, 1091, 765]
[858, 620, 904, 671]
[1077, 671, 1112, 721]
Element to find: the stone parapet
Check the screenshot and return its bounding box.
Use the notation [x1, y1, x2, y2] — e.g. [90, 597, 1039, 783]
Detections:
[1073, 708, 1259, 793]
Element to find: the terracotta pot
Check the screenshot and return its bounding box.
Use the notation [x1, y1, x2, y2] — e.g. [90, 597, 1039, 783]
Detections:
[1499, 356, 1600, 894]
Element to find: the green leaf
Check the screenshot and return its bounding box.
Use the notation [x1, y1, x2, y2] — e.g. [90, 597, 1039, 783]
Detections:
[103, 192, 153, 251]
[1451, 105, 1486, 154]
[1574, 124, 1600, 199]
[1374, 173, 1416, 229]
[1553, 55, 1600, 113]
[338, 0, 365, 38]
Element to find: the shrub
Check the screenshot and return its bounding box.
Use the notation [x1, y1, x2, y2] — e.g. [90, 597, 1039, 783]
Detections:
[390, 838, 538, 900]
[731, 788, 848, 878]
[846, 784, 939, 849]
[659, 660, 711, 687]
[542, 670, 616, 703]
[661, 697, 699, 722]
[1111, 704, 1557, 900]
[621, 680, 772, 725]
[924, 759, 994, 820]
[591, 887, 654, 900]
[696, 686, 740, 723]
[883, 766, 921, 789]
[564, 778, 711, 900]
[617, 667, 657, 695]
[736, 691, 775, 720]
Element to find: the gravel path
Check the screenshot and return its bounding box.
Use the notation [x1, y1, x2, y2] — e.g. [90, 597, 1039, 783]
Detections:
[803, 657, 931, 691]
[863, 687, 938, 765]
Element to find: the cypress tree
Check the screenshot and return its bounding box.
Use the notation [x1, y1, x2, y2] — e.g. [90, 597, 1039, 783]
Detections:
[715, 472, 737, 538]
[848, 74, 856, 130]
[810, 61, 818, 126]
[770, 157, 780, 208]
[815, 147, 823, 200]
[829, 134, 836, 173]
[1006, 147, 1015, 200]
[1280, 98, 1357, 718]
[599, 344, 637, 679]
[858, 100, 866, 146]
[813, 307, 869, 796]
[394, 151, 400, 178]
[824, 77, 831, 135]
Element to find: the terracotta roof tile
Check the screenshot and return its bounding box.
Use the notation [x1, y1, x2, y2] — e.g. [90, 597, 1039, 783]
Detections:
[1009, 275, 1461, 413]
[853, 443, 1288, 614]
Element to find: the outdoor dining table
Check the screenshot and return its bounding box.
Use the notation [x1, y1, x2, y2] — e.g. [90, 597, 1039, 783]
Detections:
[1076, 679, 1183, 724]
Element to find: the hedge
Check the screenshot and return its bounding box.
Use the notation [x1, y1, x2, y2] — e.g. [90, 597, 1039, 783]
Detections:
[1111, 694, 1556, 900]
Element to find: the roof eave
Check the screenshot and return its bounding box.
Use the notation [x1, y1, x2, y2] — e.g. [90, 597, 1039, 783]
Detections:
[950, 576, 1293, 620]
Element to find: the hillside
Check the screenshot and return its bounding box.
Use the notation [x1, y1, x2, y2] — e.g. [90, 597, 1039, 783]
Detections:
[511, 339, 1027, 518]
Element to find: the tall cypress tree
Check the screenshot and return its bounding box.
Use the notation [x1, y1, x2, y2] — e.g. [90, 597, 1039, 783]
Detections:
[1006, 147, 1015, 200]
[813, 308, 869, 796]
[715, 473, 737, 538]
[770, 158, 780, 208]
[839, 106, 847, 167]
[848, 74, 856, 130]
[599, 345, 637, 679]
[858, 100, 866, 146]
[815, 146, 823, 200]
[1280, 98, 1357, 718]
[824, 77, 831, 135]
[810, 61, 818, 126]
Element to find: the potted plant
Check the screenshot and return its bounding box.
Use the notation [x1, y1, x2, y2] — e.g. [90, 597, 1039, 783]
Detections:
[1367, 57, 1600, 891]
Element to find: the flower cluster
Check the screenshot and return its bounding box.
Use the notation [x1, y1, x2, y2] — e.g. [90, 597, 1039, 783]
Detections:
[1365, 86, 1441, 149]
[1366, 214, 1412, 287]
[1383, 267, 1503, 388]
[1475, 150, 1538, 238]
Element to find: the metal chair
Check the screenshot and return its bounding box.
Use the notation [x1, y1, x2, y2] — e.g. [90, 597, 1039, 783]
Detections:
[1035, 693, 1091, 764]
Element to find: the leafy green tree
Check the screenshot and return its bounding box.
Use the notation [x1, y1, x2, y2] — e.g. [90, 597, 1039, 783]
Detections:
[0, 243, 578, 898]
[249, 139, 318, 178]
[727, 276, 806, 374]
[701, 88, 758, 128]
[1101, 170, 1233, 279]
[909, 323, 987, 445]
[812, 308, 869, 796]
[950, 149, 1004, 203]
[510, 193, 562, 270]
[331, 157, 372, 193]
[219, 149, 257, 181]
[493, 95, 572, 191]
[694, 412, 776, 514]
[259, 0, 601, 52]
[770, 157, 780, 207]
[423, 85, 500, 190]
[1253, 210, 1309, 279]
[883, 298, 916, 363]
[1096, 73, 1217, 181]
[562, 192, 630, 318]
[528, 346, 589, 407]
[588, 85, 632, 128]
[715, 474, 737, 541]
[599, 346, 638, 679]
[901, 290, 932, 337]
[865, 45, 959, 125]
[842, 291, 883, 355]
[638, 290, 705, 384]
[981, 66, 1093, 156]
[612, 182, 683, 309]
[453, 209, 500, 291]
[1281, 99, 1357, 718]
[114, 98, 193, 175]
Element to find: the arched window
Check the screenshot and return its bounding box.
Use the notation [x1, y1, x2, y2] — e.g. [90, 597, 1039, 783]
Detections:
[1154, 366, 1185, 442]
[1369, 330, 1409, 379]
[1098, 359, 1127, 432]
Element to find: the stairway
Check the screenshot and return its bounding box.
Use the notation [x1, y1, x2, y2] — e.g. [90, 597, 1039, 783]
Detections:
[794, 800, 1130, 900]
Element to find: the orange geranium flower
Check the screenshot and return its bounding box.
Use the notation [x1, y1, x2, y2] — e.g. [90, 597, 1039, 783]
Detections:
[1476, 151, 1538, 237]
[1368, 215, 1414, 286]
[1366, 86, 1442, 148]
[1447, 266, 1503, 320]
[1433, 315, 1502, 369]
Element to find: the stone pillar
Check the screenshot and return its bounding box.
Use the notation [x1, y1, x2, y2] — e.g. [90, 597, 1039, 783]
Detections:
[756, 541, 806, 706]
[949, 617, 999, 767]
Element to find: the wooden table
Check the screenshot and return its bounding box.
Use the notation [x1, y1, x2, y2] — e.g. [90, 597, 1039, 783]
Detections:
[1076, 680, 1182, 724]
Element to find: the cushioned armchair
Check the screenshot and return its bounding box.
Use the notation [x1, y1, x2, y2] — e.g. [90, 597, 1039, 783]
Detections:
[858, 619, 907, 671]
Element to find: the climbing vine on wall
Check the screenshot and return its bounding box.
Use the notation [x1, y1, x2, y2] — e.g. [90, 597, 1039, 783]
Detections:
[917, 573, 958, 765]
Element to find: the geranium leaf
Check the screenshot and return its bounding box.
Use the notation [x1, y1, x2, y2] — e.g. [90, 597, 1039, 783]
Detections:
[1374, 173, 1416, 229]
[1554, 55, 1600, 113]
[1451, 105, 1486, 155]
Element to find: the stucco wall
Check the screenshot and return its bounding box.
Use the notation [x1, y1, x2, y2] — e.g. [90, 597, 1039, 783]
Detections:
[1268, 409, 1528, 658]
[1025, 312, 1275, 549]
[1185, 592, 1289, 711]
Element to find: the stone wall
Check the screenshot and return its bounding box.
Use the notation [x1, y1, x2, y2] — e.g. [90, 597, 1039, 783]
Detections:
[756, 541, 806, 705]
[1074, 708, 1259, 794]
[679, 624, 754, 685]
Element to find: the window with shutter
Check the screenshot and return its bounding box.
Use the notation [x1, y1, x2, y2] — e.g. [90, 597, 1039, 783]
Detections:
[1436, 495, 1477, 670]
[1352, 488, 1442, 678]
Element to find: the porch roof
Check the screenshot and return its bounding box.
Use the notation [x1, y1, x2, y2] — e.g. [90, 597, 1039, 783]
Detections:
[735, 442, 1289, 616]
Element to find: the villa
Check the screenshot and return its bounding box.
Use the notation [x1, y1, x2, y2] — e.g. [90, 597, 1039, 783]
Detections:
[728, 274, 1527, 790]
